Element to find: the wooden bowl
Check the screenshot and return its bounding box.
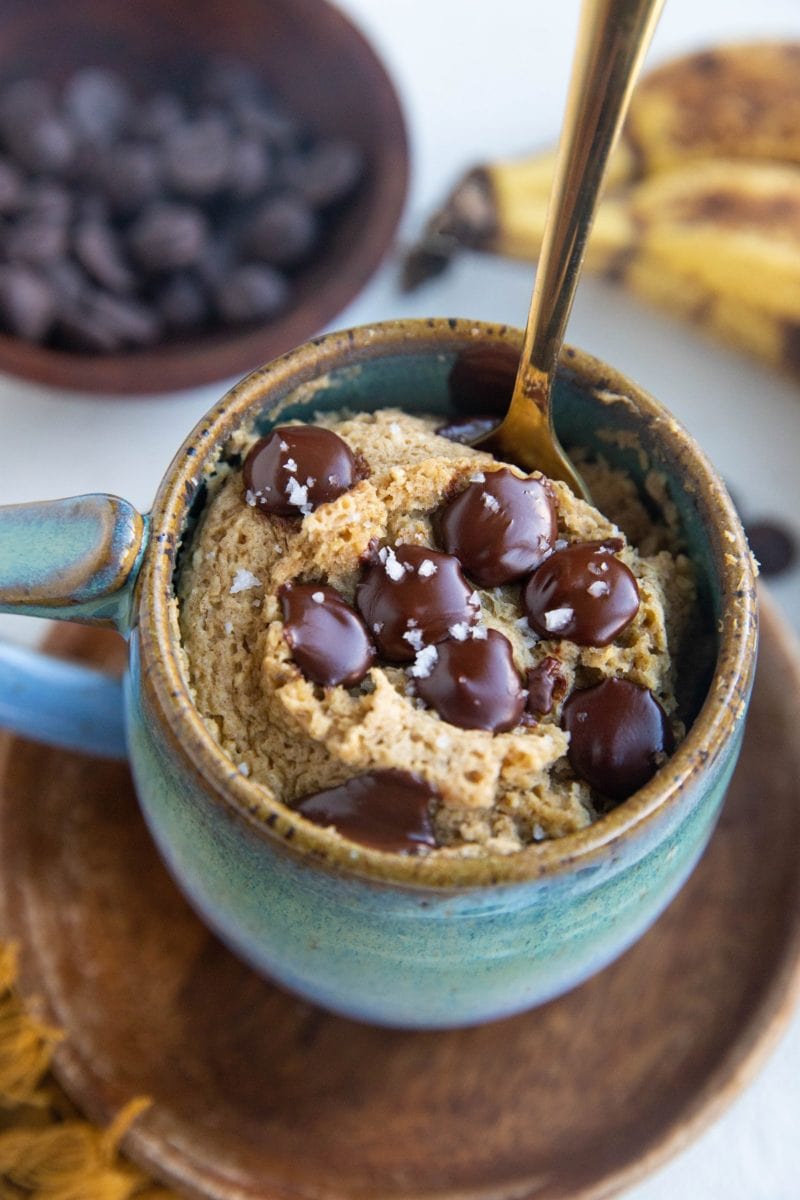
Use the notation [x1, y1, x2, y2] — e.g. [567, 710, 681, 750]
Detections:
[0, 0, 409, 395]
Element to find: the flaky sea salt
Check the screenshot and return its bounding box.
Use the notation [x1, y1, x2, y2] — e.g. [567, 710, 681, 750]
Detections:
[587, 580, 609, 597]
[468, 590, 481, 609]
[230, 568, 261, 594]
[418, 559, 437, 578]
[279, 439, 289, 451]
[449, 622, 470, 641]
[469, 471, 485, 483]
[380, 546, 405, 581]
[410, 645, 438, 678]
[482, 492, 501, 513]
[389, 421, 402, 437]
[471, 625, 488, 640]
[284, 477, 311, 513]
[312, 591, 325, 603]
[224, 621, 234, 636]
[403, 627, 424, 652]
[543, 606, 573, 633]
[238, 762, 251, 777]
[282, 457, 298, 472]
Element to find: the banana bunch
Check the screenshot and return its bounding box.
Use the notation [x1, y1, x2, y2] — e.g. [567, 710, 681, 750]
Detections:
[403, 42, 800, 380]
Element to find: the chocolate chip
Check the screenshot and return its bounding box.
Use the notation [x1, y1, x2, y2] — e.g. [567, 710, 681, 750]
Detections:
[3, 216, 68, 265]
[524, 540, 639, 646]
[57, 289, 160, 351]
[526, 656, 567, 717]
[163, 116, 232, 197]
[438, 467, 557, 586]
[228, 135, 272, 199]
[279, 583, 375, 687]
[215, 263, 288, 323]
[0, 158, 23, 213]
[356, 544, 479, 663]
[414, 628, 525, 732]
[230, 96, 299, 148]
[436, 414, 497, 444]
[128, 203, 208, 271]
[63, 68, 131, 142]
[156, 272, 209, 331]
[0, 265, 55, 340]
[243, 425, 361, 517]
[245, 194, 318, 266]
[73, 220, 135, 293]
[3, 112, 76, 175]
[294, 769, 438, 853]
[745, 521, 797, 577]
[99, 142, 161, 213]
[562, 678, 674, 801]
[280, 139, 364, 207]
[128, 93, 185, 140]
[23, 181, 72, 223]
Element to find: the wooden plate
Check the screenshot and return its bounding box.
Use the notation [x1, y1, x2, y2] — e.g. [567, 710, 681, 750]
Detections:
[0, 592, 799, 1200]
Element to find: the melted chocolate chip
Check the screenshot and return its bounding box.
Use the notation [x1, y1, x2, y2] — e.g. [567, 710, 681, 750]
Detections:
[279, 583, 375, 687]
[526, 656, 567, 717]
[562, 678, 674, 801]
[414, 628, 525, 732]
[523, 540, 639, 646]
[294, 769, 438, 853]
[243, 425, 361, 517]
[438, 467, 557, 586]
[435, 414, 497, 445]
[356, 544, 478, 662]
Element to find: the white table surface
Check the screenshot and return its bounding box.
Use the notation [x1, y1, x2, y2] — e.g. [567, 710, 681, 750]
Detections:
[1, 1, 799, 1195]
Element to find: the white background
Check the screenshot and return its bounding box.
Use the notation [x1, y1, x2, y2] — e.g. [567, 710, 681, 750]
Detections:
[1, 1, 799, 1196]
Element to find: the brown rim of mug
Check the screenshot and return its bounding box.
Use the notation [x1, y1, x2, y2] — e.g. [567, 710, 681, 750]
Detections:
[137, 318, 759, 888]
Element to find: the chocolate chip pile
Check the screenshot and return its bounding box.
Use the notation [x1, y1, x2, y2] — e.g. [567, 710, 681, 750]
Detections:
[241, 423, 675, 853]
[0, 61, 364, 352]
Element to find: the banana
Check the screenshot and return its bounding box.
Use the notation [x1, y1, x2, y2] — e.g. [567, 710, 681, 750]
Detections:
[402, 40, 800, 379]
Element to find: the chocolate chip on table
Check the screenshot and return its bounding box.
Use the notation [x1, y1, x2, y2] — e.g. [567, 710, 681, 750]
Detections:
[128, 203, 208, 271]
[562, 678, 674, 801]
[294, 769, 438, 853]
[414, 628, 525, 732]
[245, 194, 318, 267]
[356, 544, 479, 663]
[243, 425, 362, 517]
[0, 264, 55, 340]
[526, 656, 567, 718]
[524, 540, 639, 647]
[128, 92, 185, 140]
[227, 135, 271, 199]
[215, 264, 288, 324]
[438, 467, 557, 586]
[279, 582, 375, 687]
[745, 520, 797, 578]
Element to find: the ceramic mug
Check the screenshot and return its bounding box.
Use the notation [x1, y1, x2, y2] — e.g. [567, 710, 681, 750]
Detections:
[0, 319, 758, 1029]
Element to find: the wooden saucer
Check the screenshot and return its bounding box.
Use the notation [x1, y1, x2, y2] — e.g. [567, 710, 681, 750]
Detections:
[1, 593, 799, 1200]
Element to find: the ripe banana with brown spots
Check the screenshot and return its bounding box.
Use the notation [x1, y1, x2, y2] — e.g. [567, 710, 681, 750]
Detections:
[403, 42, 800, 379]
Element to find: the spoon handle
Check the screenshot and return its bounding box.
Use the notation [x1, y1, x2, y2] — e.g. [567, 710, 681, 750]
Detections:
[511, 0, 664, 466]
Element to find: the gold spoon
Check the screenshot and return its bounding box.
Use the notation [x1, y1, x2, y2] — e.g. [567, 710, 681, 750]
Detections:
[474, 0, 665, 499]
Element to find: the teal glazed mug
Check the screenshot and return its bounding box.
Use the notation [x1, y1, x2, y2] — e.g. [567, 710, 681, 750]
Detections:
[0, 319, 758, 1029]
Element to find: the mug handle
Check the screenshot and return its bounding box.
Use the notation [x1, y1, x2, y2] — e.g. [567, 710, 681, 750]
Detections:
[0, 495, 147, 759]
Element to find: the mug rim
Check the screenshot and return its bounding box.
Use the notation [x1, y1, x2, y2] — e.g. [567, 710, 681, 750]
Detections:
[137, 318, 758, 888]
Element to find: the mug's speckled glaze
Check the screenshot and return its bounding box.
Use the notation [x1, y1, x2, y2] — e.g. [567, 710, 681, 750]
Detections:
[0, 320, 758, 1027]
